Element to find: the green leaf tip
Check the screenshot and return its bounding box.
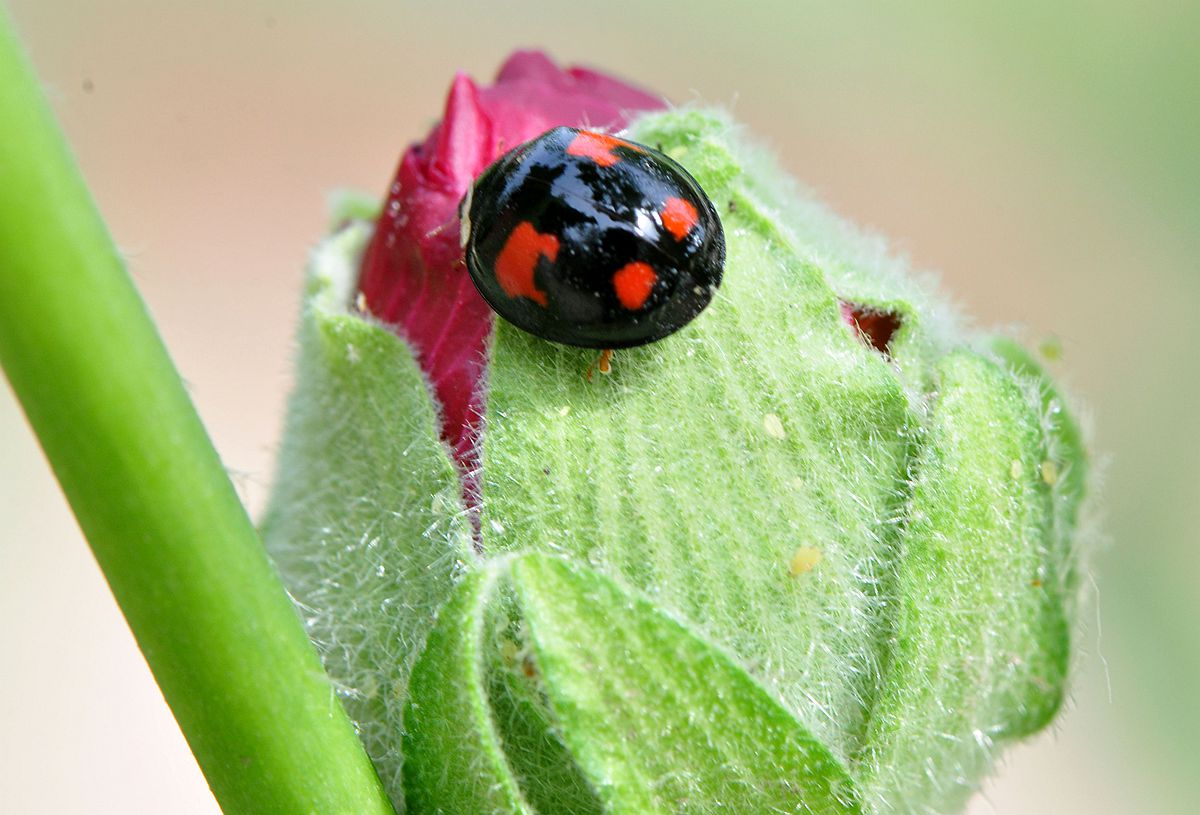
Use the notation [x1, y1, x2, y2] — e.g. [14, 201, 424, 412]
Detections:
[264, 107, 1089, 814]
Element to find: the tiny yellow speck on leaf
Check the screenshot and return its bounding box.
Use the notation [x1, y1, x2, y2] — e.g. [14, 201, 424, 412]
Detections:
[763, 413, 786, 440]
[1041, 460, 1059, 486]
[789, 546, 822, 577]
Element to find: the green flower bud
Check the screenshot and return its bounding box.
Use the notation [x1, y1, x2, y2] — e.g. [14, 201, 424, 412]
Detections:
[262, 107, 1087, 814]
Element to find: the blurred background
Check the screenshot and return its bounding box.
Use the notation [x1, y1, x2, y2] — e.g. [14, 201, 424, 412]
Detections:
[2, 1, 1195, 812]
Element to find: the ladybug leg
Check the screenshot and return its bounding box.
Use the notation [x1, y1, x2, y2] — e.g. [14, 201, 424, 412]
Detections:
[585, 349, 614, 381]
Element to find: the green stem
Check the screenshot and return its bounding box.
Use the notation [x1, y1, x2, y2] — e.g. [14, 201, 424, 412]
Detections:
[0, 12, 394, 815]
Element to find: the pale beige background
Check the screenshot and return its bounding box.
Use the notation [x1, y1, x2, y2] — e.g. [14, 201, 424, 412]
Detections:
[2, 2, 1196, 813]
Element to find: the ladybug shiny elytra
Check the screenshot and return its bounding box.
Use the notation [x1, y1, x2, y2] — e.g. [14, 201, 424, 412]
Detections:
[460, 126, 725, 349]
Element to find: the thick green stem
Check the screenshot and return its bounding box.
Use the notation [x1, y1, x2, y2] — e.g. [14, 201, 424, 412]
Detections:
[0, 12, 393, 815]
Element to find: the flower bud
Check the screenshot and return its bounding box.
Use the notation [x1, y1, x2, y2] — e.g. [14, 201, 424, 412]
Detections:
[263, 53, 1088, 814]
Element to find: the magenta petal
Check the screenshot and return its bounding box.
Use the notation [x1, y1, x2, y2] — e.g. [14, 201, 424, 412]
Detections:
[841, 300, 902, 356]
[433, 74, 493, 190]
[358, 51, 665, 485]
[493, 49, 564, 83]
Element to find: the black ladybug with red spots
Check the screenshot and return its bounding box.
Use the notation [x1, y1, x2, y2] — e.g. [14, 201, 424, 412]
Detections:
[460, 126, 725, 349]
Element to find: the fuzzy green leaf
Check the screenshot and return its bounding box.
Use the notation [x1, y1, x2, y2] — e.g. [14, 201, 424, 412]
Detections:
[403, 566, 534, 815]
[511, 554, 864, 814]
[989, 336, 1089, 601]
[404, 553, 863, 814]
[858, 349, 1075, 812]
[261, 220, 474, 805]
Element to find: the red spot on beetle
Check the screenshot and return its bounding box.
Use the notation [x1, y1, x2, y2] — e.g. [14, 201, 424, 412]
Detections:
[660, 196, 699, 241]
[612, 261, 658, 310]
[841, 301, 902, 355]
[566, 131, 641, 167]
[495, 221, 559, 306]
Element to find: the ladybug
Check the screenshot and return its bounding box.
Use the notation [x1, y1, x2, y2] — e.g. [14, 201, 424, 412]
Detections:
[460, 126, 725, 350]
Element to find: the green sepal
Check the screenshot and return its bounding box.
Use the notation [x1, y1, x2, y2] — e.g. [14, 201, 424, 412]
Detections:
[261, 216, 474, 805]
[403, 566, 535, 815]
[403, 553, 863, 814]
[988, 336, 1089, 600]
[513, 554, 864, 814]
[858, 349, 1074, 812]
